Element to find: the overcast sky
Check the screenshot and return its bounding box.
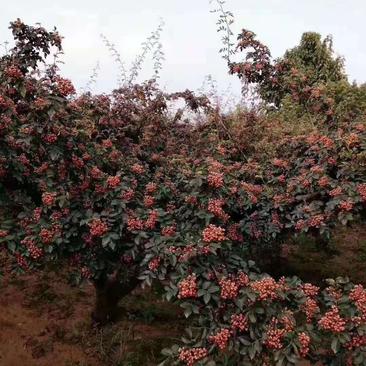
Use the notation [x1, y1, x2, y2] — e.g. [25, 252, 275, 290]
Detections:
[1, 0, 365, 96]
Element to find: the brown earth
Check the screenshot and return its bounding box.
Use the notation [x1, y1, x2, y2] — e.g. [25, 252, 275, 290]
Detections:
[0, 267, 184, 366]
[281, 224, 366, 285]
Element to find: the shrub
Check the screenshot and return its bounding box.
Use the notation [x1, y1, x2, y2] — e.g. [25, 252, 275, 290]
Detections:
[0, 18, 365, 365]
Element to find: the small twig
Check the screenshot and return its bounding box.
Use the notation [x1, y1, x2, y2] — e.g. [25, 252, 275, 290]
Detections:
[210, 0, 236, 63]
[100, 34, 127, 87]
[81, 61, 100, 93]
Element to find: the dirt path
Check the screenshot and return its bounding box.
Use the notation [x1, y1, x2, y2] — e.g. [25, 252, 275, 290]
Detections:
[0, 270, 98, 366]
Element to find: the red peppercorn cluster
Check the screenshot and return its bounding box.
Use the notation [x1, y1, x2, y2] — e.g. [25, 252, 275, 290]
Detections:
[27, 242, 44, 259]
[0, 230, 9, 238]
[42, 192, 56, 206]
[227, 224, 243, 242]
[219, 277, 239, 300]
[0, 96, 9, 109]
[108, 151, 120, 162]
[318, 135, 334, 149]
[346, 133, 360, 147]
[295, 219, 306, 231]
[264, 319, 285, 350]
[72, 155, 84, 169]
[83, 153, 91, 161]
[166, 245, 201, 262]
[185, 195, 198, 205]
[18, 154, 30, 166]
[94, 184, 107, 195]
[271, 212, 283, 229]
[55, 77, 75, 96]
[273, 193, 293, 206]
[33, 97, 49, 110]
[280, 311, 295, 332]
[167, 246, 179, 254]
[101, 139, 113, 148]
[145, 182, 158, 194]
[43, 133, 58, 144]
[349, 285, 366, 321]
[217, 145, 226, 155]
[39, 228, 54, 244]
[325, 286, 342, 301]
[302, 297, 320, 322]
[0, 116, 11, 132]
[301, 178, 311, 189]
[35, 162, 49, 175]
[339, 200, 354, 211]
[127, 217, 144, 231]
[89, 219, 109, 237]
[80, 267, 92, 279]
[277, 277, 289, 292]
[5, 65, 23, 79]
[318, 306, 346, 333]
[272, 158, 289, 169]
[357, 183, 366, 202]
[202, 224, 226, 243]
[308, 214, 324, 228]
[21, 237, 44, 259]
[310, 165, 324, 174]
[145, 209, 159, 229]
[329, 187, 343, 196]
[178, 347, 208, 366]
[250, 277, 279, 301]
[301, 283, 319, 297]
[131, 163, 144, 174]
[298, 332, 311, 357]
[161, 225, 176, 237]
[148, 257, 161, 271]
[355, 123, 366, 132]
[209, 328, 231, 350]
[231, 313, 248, 332]
[207, 171, 224, 188]
[143, 195, 155, 207]
[80, 180, 90, 192]
[90, 166, 103, 179]
[120, 188, 134, 201]
[346, 335, 366, 350]
[207, 198, 229, 221]
[106, 175, 121, 188]
[278, 174, 286, 184]
[178, 274, 198, 299]
[179, 245, 197, 262]
[16, 253, 28, 270]
[318, 176, 329, 187]
[236, 272, 250, 287]
[229, 185, 238, 195]
[209, 160, 224, 171]
[241, 182, 263, 196]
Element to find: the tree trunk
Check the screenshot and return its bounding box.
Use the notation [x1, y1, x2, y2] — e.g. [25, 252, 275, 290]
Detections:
[92, 275, 140, 325]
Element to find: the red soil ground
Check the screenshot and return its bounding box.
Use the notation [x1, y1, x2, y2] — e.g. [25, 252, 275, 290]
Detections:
[0, 266, 183, 366]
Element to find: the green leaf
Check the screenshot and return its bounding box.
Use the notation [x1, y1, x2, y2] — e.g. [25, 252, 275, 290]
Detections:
[203, 292, 211, 304]
[331, 337, 339, 354]
[184, 308, 192, 318]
